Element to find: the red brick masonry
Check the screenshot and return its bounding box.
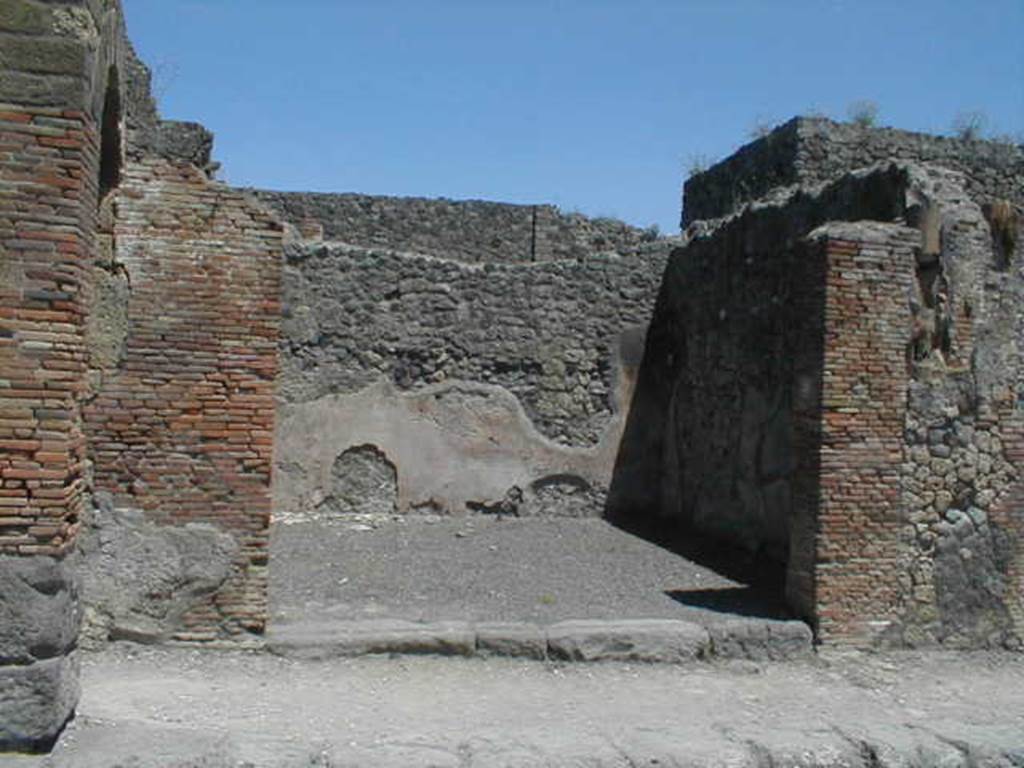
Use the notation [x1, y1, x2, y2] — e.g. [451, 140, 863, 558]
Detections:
[85, 159, 282, 638]
[813, 231, 916, 642]
[0, 106, 98, 557]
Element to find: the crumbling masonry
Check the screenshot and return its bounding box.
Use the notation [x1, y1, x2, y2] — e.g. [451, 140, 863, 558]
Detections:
[1, 0, 1022, 753]
[610, 120, 1023, 647]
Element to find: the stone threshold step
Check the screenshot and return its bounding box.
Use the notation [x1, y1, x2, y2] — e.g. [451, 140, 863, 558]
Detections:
[266, 617, 812, 664]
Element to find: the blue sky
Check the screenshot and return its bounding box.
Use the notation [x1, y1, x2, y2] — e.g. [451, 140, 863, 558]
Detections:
[125, 1, 1023, 234]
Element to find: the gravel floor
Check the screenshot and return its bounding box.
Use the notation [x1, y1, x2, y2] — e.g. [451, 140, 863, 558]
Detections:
[269, 516, 790, 627]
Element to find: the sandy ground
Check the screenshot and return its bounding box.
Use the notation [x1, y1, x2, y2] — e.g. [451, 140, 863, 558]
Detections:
[4, 644, 1023, 767]
[269, 517, 789, 627]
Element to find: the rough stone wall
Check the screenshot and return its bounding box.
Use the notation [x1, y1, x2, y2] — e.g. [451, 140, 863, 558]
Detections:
[623, 151, 1023, 647]
[0, 0, 127, 749]
[84, 159, 283, 640]
[683, 117, 1024, 226]
[255, 190, 661, 263]
[121, 42, 215, 172]
[605, 216, 826, 564]
[889, 166, 1024, 648]
[281, 240, 669, 445]
[276, 237, 670, 519]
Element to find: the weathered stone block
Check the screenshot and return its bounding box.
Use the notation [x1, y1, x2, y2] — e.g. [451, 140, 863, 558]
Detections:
[0, 652, 79, 752]
[0, 35, 86, 76]
[706, 618, 813, 660]
[0, 70, 85, 107]
[77, 496, 239, 646]
[268, 620, 477, 660]
[0, 554, 80, 665]
[546, 619, 711, 663]
[475, 622, 547, 659]
[0, 1, 52, 35]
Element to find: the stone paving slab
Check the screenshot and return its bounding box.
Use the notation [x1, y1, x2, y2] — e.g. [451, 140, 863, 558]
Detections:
[267, 616, 812, 663]
[545, 619, 711, 662]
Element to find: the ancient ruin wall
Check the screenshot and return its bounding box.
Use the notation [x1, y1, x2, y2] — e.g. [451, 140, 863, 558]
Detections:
[810, 223, 916, 643]
[615, 162, 1023, 647]
[276, 238, 670, 519]
[683, 117, 1024, 226]
[281, 241, 669, 445]
[84, 159, 283, 640]
[256, 190, 660, 263]
[0, 0, 132, 749]
[606, 212, 830, 566]
[891, 166, 1024, 648]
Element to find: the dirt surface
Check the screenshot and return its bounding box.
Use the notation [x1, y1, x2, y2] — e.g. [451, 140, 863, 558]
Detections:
[4, 644, 1023, 767]
[6, 518, 1019, 765]
[269, 517, 790, 628]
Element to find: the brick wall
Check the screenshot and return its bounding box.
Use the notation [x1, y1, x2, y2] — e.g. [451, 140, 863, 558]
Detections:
[84, 159, 282, 639]
[0, 104, 97, 557]
[811, 225, 916, 643]
[989, 414, 1024, 635]
[0, 0, 129, 747]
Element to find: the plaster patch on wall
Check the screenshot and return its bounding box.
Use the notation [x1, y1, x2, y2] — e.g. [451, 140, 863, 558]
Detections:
[273, 379, 624, 523]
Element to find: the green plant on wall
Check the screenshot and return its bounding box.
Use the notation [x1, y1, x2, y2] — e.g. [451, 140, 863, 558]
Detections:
[685, 153, 711, 178]
[952, 110, 987, 141]
[846, 100, 879, 128]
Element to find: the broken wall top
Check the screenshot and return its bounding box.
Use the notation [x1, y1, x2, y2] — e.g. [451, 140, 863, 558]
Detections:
[682, 116, 1024, 226]
[256, 190, 666, 263]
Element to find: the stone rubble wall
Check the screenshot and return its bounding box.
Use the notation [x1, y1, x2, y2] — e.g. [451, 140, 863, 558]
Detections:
[255, 190, 663, 264]
[276, 238, 672, 519]
[281, 240, 671, 445]
[683, 116, 1024, 226]
[891, 166, 1023, 648]
[616, 161, 1023, 647]
[122, 41, 215, 172]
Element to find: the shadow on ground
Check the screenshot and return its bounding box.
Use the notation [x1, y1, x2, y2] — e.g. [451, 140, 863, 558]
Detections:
[609, 513, 793, 622]
[664, 586, 790, 620]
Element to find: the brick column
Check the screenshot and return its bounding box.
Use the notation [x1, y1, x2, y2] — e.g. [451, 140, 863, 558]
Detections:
[0, 103, 96, 748]
[812, 225, 916, 643]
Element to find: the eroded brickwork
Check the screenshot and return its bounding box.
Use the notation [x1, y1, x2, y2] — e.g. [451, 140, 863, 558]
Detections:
[0, 105, 96, 558]
[0, 0, 128, 748]
[85, 159, 282, 638]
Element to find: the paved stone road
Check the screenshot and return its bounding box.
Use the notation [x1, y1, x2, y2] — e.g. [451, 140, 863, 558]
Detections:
[4, 645, 1022, 767]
